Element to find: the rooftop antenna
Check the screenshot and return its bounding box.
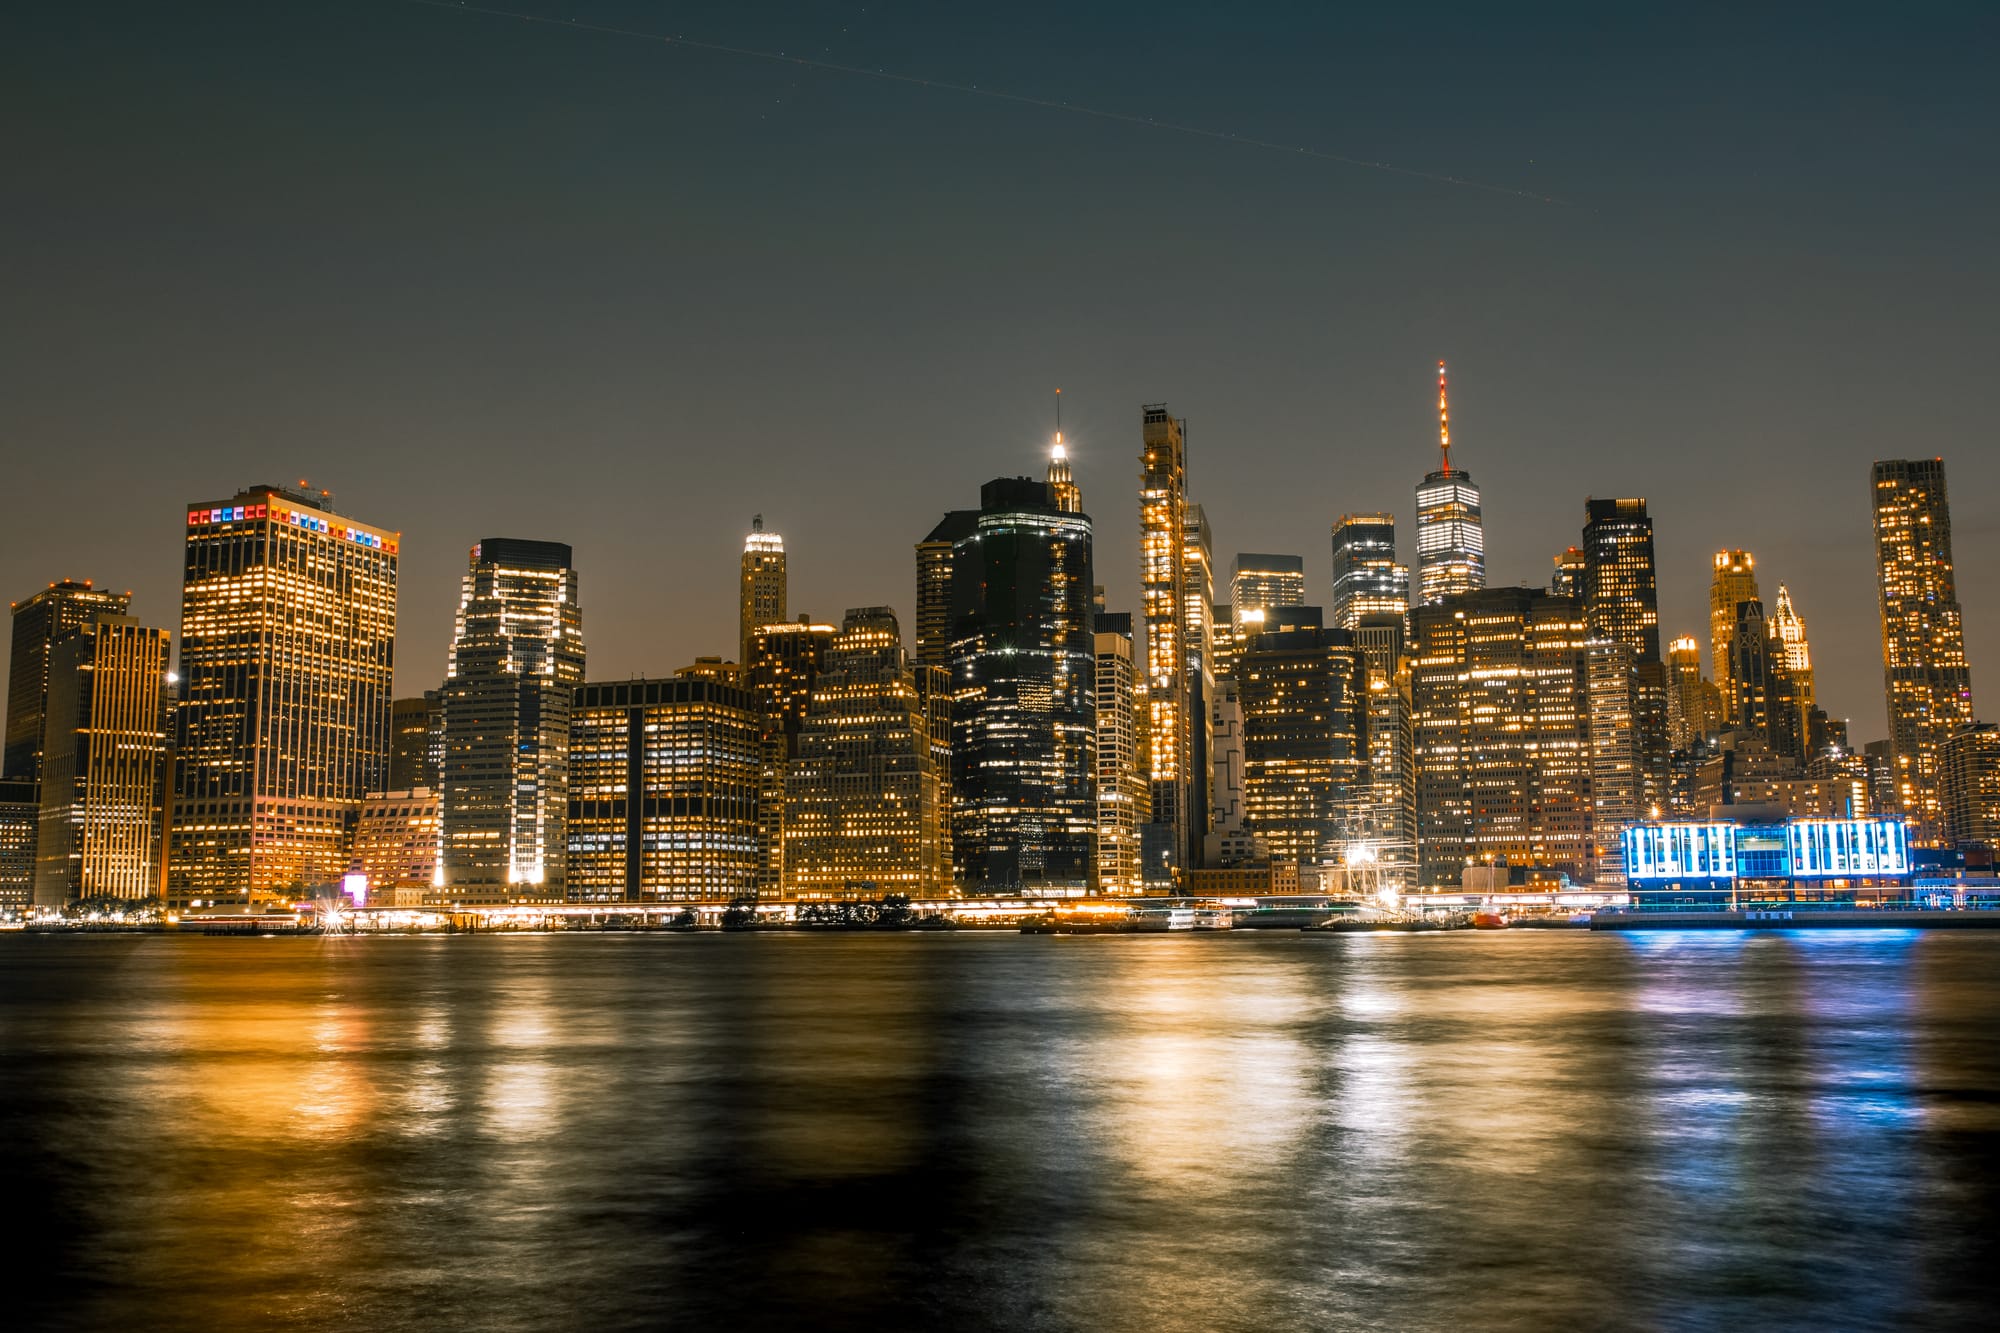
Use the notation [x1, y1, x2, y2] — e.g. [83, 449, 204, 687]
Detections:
[1437, 361, 1452, 472]
[1053, 387, 1064, 458]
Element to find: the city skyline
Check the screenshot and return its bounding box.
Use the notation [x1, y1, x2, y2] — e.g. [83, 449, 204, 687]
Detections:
[4, 413, 1982, 752]
[7, 3, 1996, 745]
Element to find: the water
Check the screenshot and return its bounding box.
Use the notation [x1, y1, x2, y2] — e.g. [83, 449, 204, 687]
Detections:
[4, 930, 1999, 1332]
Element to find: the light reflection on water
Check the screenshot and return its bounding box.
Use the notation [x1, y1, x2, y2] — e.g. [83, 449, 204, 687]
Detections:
[3, 930, 1999, 1332]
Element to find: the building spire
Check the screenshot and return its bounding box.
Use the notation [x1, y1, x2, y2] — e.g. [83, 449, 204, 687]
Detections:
[1047, 388, 1081, 512]
[1437, 360, 1452, 472]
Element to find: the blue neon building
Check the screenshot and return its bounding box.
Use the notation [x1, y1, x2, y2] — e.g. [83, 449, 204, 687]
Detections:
[1622, 817, 1912, 905]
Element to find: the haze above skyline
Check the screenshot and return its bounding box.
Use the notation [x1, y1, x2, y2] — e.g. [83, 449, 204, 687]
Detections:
[6, 1, 1996, 738]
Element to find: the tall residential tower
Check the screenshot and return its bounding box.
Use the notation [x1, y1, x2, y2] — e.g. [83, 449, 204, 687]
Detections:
[1872, 459, 1974, 837]
[1140, 404, 1191, 885]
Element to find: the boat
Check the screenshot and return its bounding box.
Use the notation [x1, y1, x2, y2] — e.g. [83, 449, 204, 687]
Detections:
[1470, 910, 1509, 930]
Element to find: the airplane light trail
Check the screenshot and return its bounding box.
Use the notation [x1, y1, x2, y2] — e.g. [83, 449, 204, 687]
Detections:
[390, 0, 1567, 205]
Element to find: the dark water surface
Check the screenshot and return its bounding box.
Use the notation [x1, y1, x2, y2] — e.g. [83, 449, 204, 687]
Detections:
[5, 930, 2000, 1332]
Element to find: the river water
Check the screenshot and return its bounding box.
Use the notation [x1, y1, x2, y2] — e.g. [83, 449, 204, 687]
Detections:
[3, 930, 1997, 1331]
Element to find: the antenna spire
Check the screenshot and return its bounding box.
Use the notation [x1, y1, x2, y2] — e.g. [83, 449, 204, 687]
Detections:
[1053, 387, 1064, 458]
[1437, 361, 1452, 471]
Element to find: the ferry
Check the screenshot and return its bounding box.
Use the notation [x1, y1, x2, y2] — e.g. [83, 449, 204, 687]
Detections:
[1470, 910, 1509, 930]
[1132, 904, 1234, 931]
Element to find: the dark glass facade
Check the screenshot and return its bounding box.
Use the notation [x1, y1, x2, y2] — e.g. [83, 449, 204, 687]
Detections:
[948, 478, 1096, 894]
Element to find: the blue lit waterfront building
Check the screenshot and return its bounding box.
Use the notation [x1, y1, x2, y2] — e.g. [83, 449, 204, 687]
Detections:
[1622, 811, 1912, 907]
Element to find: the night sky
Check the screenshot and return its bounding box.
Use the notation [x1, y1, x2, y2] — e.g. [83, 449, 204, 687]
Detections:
[6, 1, 1995, 740]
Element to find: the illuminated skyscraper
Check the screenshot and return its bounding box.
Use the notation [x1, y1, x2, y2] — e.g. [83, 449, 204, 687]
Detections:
[915, 510, 978, 666]
[1229, 554, 1306, 624]
[1940, 723, 2000, 851]
[1581, 500, 1661, 662]
[951, 476, 1096, 894]
[1236, 614, 1369, 871]
[1768, 584, 1814, 707]
[169, 486, 397, 907]
[783, 607, 948, 898]
[1047, 403, 1081, 514]
[1551, 547, 1586, 599]
[740, 516, 786, 667]
[6, 579, 132, 786]
[1140, 404, 1190, 885]
[747, 617, 836, 895]
[388, 692, 441, 791]
[1093, 613, 1147, 894]
[1873, 459, 1975, 838]
[1415, 362, 1485, 605]
[1666, 635, 1723, 749]
[1709, 550, 1761, 697]
[0, 782, 33, 913]
[1586, 638, 1640, 883]
[440, 538, 584, 898]
[1413, 589, 1591, 885]
[1360, 645, 1417, 892]
[33, 614, 169, 906]
[1184, 504, 1215, 864]
[567, 677, 759, 902]
[1210, 605, 1244, 683]
[1581, 497, 1668, 812]
[1329, 516, 1409, 632]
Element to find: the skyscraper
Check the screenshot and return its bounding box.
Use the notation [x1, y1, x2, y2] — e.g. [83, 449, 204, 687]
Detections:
[1940, 723, 2000, 851]
[1361, 645, 1418, 891]
[1551, 547, 1586, 599]
[1765, 582, 1819, 760]
[1046, 411, 1081, 514]
[783, 607, 949, 899]
[1210, 605, 1244, 684]
[1581, 497, 1668, 814]
[747, 617, 836, 895]
[1140, 404, 1190, 885]
[1236, 615, 1369, 871]
[1093, 613, 1147, 895]
[567, 676, 760, 902]
[1586, 638, 1640, 882]
[440, 538, 584, 899]
[1183, 503, 1215, 866]
[1728, 599, 1771, 732]
[1709, 550, 1761, 698]
[950, 475, 1096, 894]
[388, 692, 441, 791]
[1413, 589, 1591, 886]
[1581, 499, 1661, 662]
[169, 486, 397, 907]
[0, 782, 34, 913]
[1873, 458, 1974, 839]
[915, 510, 978, 667]
[1329, 516, 1409, 632]
[6, 579, 132, 785]
[740, 516, 786, 667]
[1415, 362, 1485, 605]
[33, 614, 169, 906]
[1666, 635, 1722, 749]
[1229, 554, 1307, 624]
